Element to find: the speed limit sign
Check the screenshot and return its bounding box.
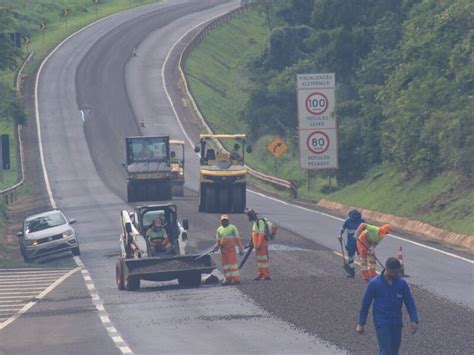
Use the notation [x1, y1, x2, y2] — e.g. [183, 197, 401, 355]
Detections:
[306, 131, 329, 154]
[305, 92, 329, 115]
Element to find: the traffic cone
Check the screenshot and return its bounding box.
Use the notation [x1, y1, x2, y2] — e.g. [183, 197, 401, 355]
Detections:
[398, 246, 409, 277]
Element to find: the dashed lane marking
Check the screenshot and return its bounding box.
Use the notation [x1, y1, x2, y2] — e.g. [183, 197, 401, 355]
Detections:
[0, 267, 80, 330]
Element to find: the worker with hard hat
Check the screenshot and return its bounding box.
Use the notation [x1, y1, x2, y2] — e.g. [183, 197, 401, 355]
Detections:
[355, 223, 391, 281]
[247, 209, 271, 281]
[215, 215, 244, 286]
[146, 217, 172, 254]
[339, 209, 365, 277]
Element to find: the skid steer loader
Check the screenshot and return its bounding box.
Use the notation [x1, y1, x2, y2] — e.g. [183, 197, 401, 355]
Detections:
[116, 204, 215, 291]
[194, 134, 251, 213]
[124, 136, 172, 202]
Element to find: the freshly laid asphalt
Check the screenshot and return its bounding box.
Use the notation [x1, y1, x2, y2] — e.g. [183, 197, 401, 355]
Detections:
[0, 0, 472, 354]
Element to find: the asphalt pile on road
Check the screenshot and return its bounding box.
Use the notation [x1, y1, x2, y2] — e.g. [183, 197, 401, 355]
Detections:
[179, 197, 474, 354]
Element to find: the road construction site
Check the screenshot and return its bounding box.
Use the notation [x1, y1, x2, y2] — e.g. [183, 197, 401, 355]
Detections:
[0, 1, 472, 354]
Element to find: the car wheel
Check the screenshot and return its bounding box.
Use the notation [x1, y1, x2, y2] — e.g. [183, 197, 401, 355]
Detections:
[71, 246, 81, 256]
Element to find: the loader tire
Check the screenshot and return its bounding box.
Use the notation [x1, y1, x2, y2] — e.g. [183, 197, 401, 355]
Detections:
[178, 272, 201, 288]
[125, 275, 140, 291]
[116, 259, 125, 291]
[232, 185, 246, 213]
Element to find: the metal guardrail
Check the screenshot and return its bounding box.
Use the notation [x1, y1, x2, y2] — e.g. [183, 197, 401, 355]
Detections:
[178, 8, 298, 198]
[0, 52, 34, 205]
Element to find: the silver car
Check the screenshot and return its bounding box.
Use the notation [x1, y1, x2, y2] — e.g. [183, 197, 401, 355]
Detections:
[17, 209, 80, 262]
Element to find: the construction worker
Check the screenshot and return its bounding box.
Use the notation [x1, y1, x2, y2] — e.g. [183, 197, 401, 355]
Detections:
[339, 209, 365, 277]
[357, 257, 419, 355]
[247, 209, 271, 281]
[146, 218, 172, 254]
[215, 215, 243, 286]
[356, 223, 391, 282]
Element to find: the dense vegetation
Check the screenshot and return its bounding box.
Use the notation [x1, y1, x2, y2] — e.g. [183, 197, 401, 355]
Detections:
[243, 0, 473, 184]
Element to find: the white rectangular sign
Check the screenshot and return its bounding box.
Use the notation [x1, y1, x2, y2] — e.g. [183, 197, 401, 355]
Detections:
[299, 129, 338, 169]
[297, 73, 338, 170]
[297, 73, 335, 90]
[297, 88, 336, 129]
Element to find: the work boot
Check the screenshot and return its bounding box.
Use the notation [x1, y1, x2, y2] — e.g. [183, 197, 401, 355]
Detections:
[254, 276, 261, 281]
[221, 281, 231, 286]
[263, 277, 271, 281]
[347, 269, 355, 278]
[232, 281, 241, 285]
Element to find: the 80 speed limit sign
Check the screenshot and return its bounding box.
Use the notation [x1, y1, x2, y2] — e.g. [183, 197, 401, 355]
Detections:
[306, 131, 329, 154]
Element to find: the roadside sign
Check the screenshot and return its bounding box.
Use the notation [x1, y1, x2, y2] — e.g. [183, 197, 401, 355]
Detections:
[266, 137, 288, 159]
[297, 73, 337, 170]
[297, 88, 336, 129]
[299, 129, 338, 169]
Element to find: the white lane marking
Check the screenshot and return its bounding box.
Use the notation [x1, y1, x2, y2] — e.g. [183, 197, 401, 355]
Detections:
[0, 267, 80, 330]
[34, 4, 146, 353]
[0, 287, 46, 292]
[161, 8, 240, 149]
[0, 273, 68, 279]
[73, 256, 131, 353]
[160, 7, 473, 266]
[0, 268, 71, 272]
[0, 280, 60, 285]
[80, 110, 85, 123]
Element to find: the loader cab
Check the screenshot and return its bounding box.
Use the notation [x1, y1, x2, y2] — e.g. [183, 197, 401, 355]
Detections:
[136, 204, 188, 256]
[194, 135, 251, 168]
[194, 134, 251, 213]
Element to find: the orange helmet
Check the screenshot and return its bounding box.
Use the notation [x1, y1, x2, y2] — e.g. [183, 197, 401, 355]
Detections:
[378, 224, 391, 236]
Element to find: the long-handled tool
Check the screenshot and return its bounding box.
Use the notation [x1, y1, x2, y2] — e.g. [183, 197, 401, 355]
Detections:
[338, 237, 355, 277]
[239, 243, 254, 269]
[195, 245, 218, 260]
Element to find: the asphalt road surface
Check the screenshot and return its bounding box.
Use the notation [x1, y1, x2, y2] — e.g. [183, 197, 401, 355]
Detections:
[0, 1, 472, 354]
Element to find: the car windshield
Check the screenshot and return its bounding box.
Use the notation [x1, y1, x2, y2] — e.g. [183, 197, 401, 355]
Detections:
[26, 212, 67, 233]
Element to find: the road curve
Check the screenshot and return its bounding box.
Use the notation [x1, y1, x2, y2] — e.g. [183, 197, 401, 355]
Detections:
[25, 1, 340, 354]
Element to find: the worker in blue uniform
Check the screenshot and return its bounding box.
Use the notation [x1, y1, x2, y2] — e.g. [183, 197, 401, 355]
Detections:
[338, 209, 365, 277]
[356, 257, 419, 355]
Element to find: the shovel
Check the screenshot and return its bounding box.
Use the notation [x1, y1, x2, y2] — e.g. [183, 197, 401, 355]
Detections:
[195, 245, 218, 260]
[338, 237, 354, 277]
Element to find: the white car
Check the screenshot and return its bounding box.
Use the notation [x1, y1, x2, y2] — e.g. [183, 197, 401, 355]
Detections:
[17, 209, 80, 262]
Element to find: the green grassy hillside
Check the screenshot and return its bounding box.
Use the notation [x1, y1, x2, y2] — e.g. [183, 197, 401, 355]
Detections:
[185, 11, 474, 235]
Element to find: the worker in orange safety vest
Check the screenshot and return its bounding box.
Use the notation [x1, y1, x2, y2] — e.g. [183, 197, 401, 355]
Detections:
[215, 215, 244, 286]
[247, 209, 271, 281]
[356, 223, 391, 282]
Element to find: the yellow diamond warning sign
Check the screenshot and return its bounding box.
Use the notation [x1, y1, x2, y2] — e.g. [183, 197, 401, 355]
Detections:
[267, 137, 288, 159]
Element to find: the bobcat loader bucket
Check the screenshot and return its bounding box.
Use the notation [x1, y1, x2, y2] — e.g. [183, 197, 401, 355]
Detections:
[116, 254, 215, 291]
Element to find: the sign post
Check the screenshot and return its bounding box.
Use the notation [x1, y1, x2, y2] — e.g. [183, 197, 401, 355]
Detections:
[297, 73, 338, 170]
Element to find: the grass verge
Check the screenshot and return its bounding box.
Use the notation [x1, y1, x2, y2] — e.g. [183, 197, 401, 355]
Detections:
[185, 11, 474, 236]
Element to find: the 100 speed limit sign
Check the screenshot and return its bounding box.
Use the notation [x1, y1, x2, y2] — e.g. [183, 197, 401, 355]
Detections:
[306, 131, 330, 154]
[305, 92, 329, 115]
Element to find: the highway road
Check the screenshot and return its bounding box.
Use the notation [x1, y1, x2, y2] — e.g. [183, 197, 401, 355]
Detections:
[0, 1, 472, 354]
